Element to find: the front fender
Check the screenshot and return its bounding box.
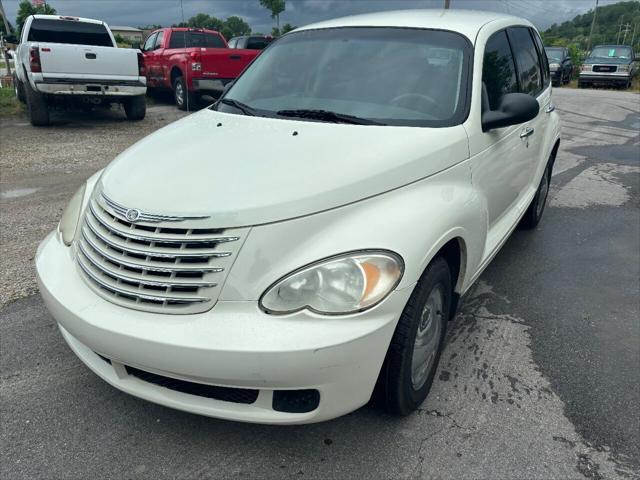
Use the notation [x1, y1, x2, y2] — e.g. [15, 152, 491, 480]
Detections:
[221, 159, 485, 302]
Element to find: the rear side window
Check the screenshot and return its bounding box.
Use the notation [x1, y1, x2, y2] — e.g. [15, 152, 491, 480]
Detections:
[246, 37, 271, 50]
[508, 27, 542, 96]
[168, 32, 185, 49]
[482, 30, 518, 111]
[168, 32, 225, 48]
[28, 19, 113, 47]
[204, 33, 225, 48]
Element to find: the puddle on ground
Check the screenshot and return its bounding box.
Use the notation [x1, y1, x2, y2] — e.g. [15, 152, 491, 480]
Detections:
[0, 187, 39, 200]
[550, 163, 640, 208]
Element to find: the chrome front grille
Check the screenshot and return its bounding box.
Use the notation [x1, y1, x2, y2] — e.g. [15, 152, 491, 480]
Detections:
[75, 192, 247, 314]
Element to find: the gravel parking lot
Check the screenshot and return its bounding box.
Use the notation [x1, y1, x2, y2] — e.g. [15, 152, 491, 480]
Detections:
[1, 89, 639, 479]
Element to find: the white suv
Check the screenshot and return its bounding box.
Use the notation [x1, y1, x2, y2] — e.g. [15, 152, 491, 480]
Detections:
[36, 10, 560, 424]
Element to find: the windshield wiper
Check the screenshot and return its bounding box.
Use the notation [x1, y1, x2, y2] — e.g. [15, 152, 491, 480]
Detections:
[218, 98, 257, 116]
[276, 109, 383, 125]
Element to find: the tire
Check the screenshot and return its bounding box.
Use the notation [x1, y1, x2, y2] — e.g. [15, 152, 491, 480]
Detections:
[520, 158, 553, 230]
[173, 76, 197, 111]
[376, 257, 452, 415]
[24, 79, 50, 126]
[13, 75, 26, 103]
[123, 95, 146, 121]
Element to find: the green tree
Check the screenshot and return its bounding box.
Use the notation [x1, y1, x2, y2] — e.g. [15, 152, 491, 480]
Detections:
[16, 0, 57, 35]
[280, 23, 295, 34]
[543, 1, 640, 53]
[259, 0, 285, 30]
[222, 16, 251, 39]
[173, 13, 253, 41]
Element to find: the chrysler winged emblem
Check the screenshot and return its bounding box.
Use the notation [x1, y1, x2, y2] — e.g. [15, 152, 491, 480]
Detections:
[125, 208, 141, 222]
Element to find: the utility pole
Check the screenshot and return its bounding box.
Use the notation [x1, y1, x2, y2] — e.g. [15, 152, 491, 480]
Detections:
[587, 0, 598, 52]
[621, 23, 631, 45]
[444, 0, 451, 9]
[0, 0, 13, 76]
[616, 15, 624, 44]
[630, 24, 637, 49]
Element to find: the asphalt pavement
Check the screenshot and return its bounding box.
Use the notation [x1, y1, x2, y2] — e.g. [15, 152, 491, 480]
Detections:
[1, 89, 639, 479]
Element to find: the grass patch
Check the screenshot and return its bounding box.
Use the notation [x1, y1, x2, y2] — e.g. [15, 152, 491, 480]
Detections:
[563, 76, 640, 92]
[0, 85, 24, 117]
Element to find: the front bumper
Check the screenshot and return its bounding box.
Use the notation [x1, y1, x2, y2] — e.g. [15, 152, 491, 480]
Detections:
[578, 73, 631, 85]
[36, 231, 411, 424]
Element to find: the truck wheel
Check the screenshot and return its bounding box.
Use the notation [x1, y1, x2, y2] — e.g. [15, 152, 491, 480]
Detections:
[123, 95, 146, 121]
[173, 76, 197, 111]
[13, 75, 26, 103]
[375, 257, 451, 415]
[25, 80, 50, 126]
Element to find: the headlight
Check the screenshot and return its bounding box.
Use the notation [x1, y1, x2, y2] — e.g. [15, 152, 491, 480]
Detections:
[58, 184, 85, 246]
[549, 63, 560, 70]
[581, 64, 593, 72]
[618, 65, 631, 73]
[260, 251, 404, 315]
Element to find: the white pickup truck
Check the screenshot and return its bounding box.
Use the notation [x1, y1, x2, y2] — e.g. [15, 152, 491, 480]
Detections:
[13, 15, 147, 126]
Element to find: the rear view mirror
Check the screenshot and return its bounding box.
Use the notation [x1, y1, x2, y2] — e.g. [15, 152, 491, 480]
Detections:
[482, 93, 539, 132]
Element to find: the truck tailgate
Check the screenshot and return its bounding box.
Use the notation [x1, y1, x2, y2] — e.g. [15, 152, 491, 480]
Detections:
[38, 43, 138, 77]
[200, 48, 259, 78]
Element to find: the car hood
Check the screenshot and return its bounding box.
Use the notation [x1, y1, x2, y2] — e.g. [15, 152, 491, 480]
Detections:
[99, 109, 469, 227]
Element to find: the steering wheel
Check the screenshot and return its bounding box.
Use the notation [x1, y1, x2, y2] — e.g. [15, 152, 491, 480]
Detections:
[391, 93, 445, 118]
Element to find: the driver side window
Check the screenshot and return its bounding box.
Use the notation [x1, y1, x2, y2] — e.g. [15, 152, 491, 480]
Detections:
[482, 30, 518, 111]
[142, 32, 157, 52]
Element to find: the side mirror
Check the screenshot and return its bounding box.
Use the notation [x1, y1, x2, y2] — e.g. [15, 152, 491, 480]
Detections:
[4, 34, 17, 44]
[482, 93, 539, 132]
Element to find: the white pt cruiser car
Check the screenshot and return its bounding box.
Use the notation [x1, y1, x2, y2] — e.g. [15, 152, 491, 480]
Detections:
[36, 10, 560, 424]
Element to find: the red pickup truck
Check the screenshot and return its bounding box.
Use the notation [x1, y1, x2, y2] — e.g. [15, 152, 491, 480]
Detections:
[141, 28, 260, 110]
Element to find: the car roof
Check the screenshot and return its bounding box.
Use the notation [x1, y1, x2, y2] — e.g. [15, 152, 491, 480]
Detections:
[296, 9, 531, 42]
[32, 14, 104, 25]
[592, 44, 632, 48]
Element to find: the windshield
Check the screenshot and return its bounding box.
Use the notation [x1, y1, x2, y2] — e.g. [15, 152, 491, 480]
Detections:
[544, 48, 563, 63]
[216, 27, 471, 127]
[589, 46, 632, 59]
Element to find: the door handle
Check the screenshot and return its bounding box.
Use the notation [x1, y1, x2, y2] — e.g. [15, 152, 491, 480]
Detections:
[520, 127, 535, 138]
[545, 102, 555, 113]
[229, 54, 241, 60]
[85, 53, 96, 59]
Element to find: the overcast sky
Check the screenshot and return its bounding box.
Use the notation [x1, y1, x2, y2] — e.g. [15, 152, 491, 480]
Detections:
[2, 0, 623, 33]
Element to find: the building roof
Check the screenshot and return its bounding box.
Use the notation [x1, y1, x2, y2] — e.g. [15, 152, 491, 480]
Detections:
[297, 9, 531, 42]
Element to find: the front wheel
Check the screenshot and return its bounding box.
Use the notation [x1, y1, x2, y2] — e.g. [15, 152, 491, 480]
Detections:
[377, 257, 451, 415]
[123, 95, 146, 121]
